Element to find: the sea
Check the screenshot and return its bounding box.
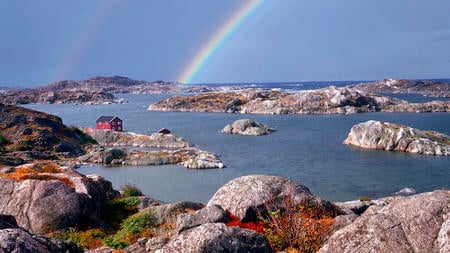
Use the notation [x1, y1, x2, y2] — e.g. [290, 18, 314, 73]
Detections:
[24, 81, 450, 204]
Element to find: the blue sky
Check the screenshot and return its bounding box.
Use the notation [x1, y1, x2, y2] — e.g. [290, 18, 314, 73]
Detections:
[1, 0, 450, 87]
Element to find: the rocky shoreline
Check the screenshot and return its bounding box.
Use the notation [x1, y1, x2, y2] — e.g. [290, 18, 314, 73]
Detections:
[149, 86, 449, 114]
[0, 172, 448, 252]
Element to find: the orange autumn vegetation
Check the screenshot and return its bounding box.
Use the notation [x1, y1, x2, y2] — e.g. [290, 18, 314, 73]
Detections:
[226, 211, 265, 234]
[226, 192, 335, 253]
[0, 162, 74, 188]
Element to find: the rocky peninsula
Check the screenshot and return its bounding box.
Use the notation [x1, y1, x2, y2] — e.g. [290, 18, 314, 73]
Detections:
[222, 119, 274, 136]
[79, 127, 224, 169]
[149, 86, 449, 114]
[348, 78, 450, 98]
[344, 120, 450, 156]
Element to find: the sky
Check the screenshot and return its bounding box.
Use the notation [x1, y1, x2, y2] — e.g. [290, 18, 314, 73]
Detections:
[1, 0, 450, 88]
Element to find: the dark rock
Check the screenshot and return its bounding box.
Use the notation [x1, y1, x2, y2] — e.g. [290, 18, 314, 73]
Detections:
[160, 223, 274, 253]
[333, 200, 373, 215]
[0, 214, 18, 229]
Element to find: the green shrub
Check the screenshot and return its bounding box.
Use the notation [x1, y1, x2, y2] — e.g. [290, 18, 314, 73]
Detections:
[120, 196, 141, 206]
[70, 127, 97, 144]
[53, 227, 107, 250]
[121, 183, 143, 197]
[0, 133, 7, 146]
[103, 211, 156, 249]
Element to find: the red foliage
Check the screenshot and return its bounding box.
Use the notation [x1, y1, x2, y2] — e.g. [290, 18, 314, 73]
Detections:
[226, 211, 265, 234]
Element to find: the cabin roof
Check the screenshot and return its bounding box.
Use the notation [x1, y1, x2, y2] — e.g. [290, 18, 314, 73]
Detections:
[96, 116, 121, 123]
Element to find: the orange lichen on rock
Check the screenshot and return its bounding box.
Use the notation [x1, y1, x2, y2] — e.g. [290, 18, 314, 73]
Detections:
[0, 162, 74, 188]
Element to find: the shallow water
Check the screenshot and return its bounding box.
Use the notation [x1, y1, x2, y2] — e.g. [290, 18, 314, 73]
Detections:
[25, 93, 450, 204]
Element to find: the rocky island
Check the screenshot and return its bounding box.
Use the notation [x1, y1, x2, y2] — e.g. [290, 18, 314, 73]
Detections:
[0, 76, 182, 105]
[222, 119, 274, 136]
[349, 78, 450, 98]
[149, 86, 449, 114]
[344, 120, 450, 156]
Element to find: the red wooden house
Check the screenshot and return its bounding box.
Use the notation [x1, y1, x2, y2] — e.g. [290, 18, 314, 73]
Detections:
[96, 116, 123, 131]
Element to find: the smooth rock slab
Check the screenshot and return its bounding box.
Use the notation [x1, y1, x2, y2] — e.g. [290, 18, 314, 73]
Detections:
[344, 120, 450, 155]
[320, 190, 450, 253]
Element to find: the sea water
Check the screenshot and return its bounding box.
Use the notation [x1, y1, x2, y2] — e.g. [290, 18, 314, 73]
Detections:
[25, 83, 450, 204]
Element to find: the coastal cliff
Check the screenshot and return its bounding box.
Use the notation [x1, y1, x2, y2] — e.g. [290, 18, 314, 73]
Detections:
[149, 86, 449, 114]
[344, 120, 450, 155]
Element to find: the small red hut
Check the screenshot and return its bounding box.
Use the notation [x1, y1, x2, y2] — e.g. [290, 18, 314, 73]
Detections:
[96, 116, 123, 131]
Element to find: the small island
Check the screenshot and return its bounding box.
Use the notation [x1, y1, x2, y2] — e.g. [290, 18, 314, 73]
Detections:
[344, 120, 450, 156]
[222, 119, 274, 136]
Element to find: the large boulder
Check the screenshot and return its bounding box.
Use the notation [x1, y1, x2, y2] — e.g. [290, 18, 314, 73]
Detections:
[344, 120, 450, 155]
[319, 190, 450, 253]
[159, 223, 273, 253]
[0, 163, 119, 233]
[207, 175, 334, 222]
[222, 119, 274, 136]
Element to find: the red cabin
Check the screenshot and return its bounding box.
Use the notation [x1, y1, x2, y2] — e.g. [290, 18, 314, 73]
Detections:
[96, 116, 123, 131]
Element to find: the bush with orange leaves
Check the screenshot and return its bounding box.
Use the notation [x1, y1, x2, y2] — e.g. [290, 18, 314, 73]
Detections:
[259, 188, 335, 253]
[226, 186, 336, 253]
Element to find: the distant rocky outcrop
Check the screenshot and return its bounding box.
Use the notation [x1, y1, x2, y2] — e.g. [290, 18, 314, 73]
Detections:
[79, 128, 225, 169]
[149, 86, 449, 114]
[320, 190, 450, 253]
[344, 120, 450, 155]
[222, 119, 274, 136]
[0, 215, 81, 253]
[0, 76, 182, 105]
[0, 162, 119, 234]
[0, 104, 95, 166]
[348, 78, 450, 98]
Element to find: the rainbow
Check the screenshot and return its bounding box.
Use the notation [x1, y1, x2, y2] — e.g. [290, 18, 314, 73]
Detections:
[53, 2, 120, 82]
[178, 0, 266, 84]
